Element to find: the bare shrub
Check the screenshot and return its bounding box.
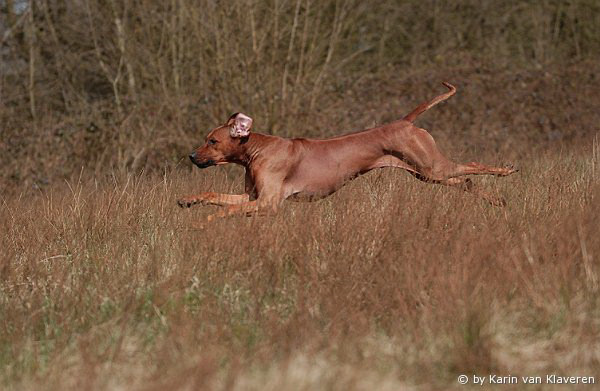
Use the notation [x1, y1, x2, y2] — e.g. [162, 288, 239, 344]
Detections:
[1, 1, 600, 189]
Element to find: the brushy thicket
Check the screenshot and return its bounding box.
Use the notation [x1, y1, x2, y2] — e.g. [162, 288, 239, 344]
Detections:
[1, 1, 600, 390]
[1, 0, 600, 189]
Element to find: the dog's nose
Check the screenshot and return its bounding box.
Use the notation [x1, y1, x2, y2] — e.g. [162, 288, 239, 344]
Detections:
[189, 152, 196, 161]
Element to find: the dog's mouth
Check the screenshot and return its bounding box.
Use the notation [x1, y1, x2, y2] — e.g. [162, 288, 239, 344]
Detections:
[194, 159, 216, 168]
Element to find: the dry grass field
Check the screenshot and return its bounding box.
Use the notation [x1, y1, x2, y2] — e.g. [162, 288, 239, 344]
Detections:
[2, 1, 600, 390]
[1, 140, 599, 390]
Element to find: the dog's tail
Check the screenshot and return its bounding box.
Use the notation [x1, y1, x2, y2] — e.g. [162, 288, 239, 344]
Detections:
[403, 82, 456, 123]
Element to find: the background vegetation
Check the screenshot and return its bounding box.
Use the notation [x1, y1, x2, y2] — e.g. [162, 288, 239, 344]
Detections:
[1, 0, 600, 189]
[1, 0, 599, 389]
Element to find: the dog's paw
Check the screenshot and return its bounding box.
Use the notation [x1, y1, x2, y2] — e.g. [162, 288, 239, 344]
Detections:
[177, 198, 195, 208]
[487, 195, 507, 207]
[501, 164, 519, 176]
[496, 197, 507, 207]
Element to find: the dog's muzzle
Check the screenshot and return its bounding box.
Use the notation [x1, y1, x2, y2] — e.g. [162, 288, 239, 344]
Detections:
[189, 152, 215, 168]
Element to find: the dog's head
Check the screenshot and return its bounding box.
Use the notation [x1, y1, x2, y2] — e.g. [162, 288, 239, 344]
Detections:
[189, 113, 253, 168]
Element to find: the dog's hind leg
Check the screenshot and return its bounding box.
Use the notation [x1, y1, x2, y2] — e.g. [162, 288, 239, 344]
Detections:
[445, 162, 518, 178]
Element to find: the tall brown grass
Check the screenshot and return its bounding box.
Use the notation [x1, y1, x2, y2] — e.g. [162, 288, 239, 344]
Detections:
[1, 139, 599, 389]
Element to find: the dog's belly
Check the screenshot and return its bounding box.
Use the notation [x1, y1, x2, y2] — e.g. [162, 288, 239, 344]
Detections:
[284, 169, 363, 202]
[282, 142, 382, 201]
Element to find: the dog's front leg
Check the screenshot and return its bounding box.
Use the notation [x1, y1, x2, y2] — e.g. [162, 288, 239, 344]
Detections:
[177, 192, 250, 208]
[207, 200, 258, 222]
[205, 198, 281, 222]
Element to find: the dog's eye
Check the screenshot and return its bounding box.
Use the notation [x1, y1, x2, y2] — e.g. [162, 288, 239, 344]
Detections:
[208, 139, 218, 145]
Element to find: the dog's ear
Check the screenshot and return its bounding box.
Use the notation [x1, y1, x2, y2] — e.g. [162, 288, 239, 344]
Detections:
[227, 113, 253, 138]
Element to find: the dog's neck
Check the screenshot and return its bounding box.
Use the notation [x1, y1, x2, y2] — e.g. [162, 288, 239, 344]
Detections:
[234, 132, 282, 168]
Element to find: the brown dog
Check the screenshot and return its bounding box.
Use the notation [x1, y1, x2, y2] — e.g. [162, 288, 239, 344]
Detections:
[178, 83, 517, 221]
